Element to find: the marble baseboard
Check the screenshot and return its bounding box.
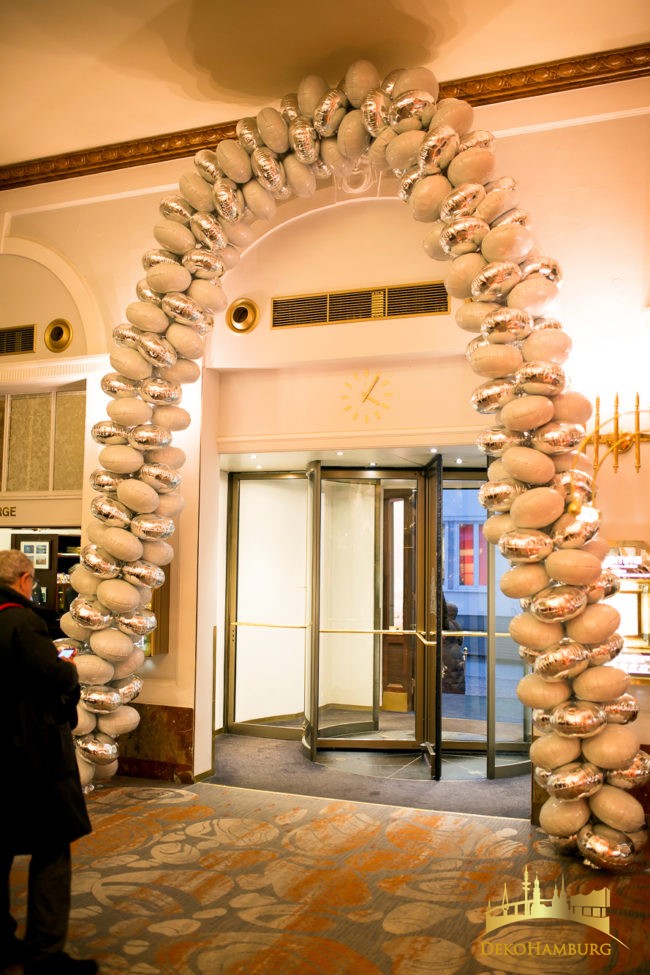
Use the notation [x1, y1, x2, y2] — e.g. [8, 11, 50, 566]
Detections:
[117, 703, 194, 783]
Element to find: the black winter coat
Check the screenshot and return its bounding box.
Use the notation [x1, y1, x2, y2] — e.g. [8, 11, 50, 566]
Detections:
[0, 584, 92, 854]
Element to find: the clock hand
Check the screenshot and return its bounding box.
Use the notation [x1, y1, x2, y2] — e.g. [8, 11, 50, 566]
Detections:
[361, 375, 380, 402]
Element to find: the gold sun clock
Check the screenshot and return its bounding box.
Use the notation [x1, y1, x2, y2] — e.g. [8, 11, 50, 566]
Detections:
[341, 371, 392, 422]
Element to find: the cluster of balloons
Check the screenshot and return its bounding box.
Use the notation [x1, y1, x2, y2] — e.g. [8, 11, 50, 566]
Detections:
[49, 57, 648, 866]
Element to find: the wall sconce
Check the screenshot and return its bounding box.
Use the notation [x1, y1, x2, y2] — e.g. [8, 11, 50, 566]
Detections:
[584, 394, 650, 474]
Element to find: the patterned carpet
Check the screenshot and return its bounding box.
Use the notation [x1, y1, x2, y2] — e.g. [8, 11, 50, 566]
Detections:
[9, 782, 649, 974]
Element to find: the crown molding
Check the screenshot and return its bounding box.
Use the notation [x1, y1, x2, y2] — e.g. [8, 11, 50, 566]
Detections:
[1, 45, 648, 191]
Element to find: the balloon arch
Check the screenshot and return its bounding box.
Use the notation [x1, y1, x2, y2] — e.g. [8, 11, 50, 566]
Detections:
[55, 60, 649, 872]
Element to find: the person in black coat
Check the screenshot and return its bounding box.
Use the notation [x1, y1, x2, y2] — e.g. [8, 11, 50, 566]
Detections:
[0, 550, 98, 974]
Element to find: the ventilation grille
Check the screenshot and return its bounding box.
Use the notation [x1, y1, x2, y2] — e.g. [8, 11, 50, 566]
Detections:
[272, 281, 448, 329]
[0, 325, 35, 355]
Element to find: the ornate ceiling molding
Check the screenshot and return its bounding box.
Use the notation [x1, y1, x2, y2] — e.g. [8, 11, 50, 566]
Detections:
[1, 45, 648, 190]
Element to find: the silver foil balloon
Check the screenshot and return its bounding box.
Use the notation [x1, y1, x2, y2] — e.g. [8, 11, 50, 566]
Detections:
[439, 216, 489, 256]
[101, 373, 140, 399]
[75, 732, 119, 766]
[515, 361, 566, 396]
[603, 693, 639, 724]
[551, 469, 595, 507]
[138, 462, 182, 493]
[478, 478, 526, 511]
[531, 707, 553, 733]
[112, 674, 144, 704]
[458, 129, 495, 153]
[136, 279, 163, 306]
[587, 632, 624, 666]
[551, 506, 601, 549]
[471, 261, 522, 301]
[89, 468, 126, 495]
[585, 570, 621, 603]
[116, 607, 157, 637]
[135, 333, 177, 369]
[313, 89, 348, 138]
[360, 87, 391, 136]
[470, 378, 518, 414]
[139, 377, 182, 405]
[546, 761, 604, 800]
[380, 69, 403, 97]
[465, 336, 488, 360]
[605, 751, 650, 790]
[492, 206, 530, 227]
[190, 211, 228, 251]
[418, 125, 459, 174]
[476, 426, 527, 456]
[576, 823, 636, 872]
[112, 324, 141, 349]
[280, 92, 300, 123]
[130, 512, 176, 540]
[289, 116, 320, 164]
[398, 166, 421, 203]
[236, 117, 262, 154]
[529, 586, 588, 623]
[127, 424, 173, 451]
[182, 247, 226, 279]
[533, 639, 590, 680]
[252, 147, 286, 194]
[159, 194, 194, 225]
[91, 420, 129, 446]
[439, 183, 486, 222]
[534, 765, 553, 789]
[531, 421, 585, 455]
[549, 699, 607, 738]
[121, 559, 166, 590]
[498, 529, 554, 564]
[194, 148, 223, 183]
[521, 255, 562, 285]
[80, 545, 123, 580]
[212, 177, 245, 223]
[81, 684, 123, 714]
[90, 495, 132, 529]
[388, 89, 436, 127]
[161, 292, 205, 326]
[69, 597, 112, 631]
[481, 307, 533, 343]
[141, 248, 179, 270]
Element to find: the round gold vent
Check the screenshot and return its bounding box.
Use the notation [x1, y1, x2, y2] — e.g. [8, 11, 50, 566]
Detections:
[45, 318, 73, 353]
[226, 298, 259, 334]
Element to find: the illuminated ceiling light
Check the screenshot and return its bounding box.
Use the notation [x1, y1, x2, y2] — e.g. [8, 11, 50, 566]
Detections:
[336, 451, 344, 456]
[369, 461, 377, 467]
[429, 447, 438, 454]
[255, 464, 262, 470]
[250, 454, 257, 459]
[456, 457, 463, 464]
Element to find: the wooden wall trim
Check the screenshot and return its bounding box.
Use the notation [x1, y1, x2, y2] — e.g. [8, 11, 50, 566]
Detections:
[1, 45, 648, 191]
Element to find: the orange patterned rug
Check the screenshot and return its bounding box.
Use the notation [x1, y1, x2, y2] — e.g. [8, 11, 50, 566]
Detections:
[9, 783, 649, 974]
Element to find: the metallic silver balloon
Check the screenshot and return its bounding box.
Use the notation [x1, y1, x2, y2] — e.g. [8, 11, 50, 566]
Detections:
[471, 261, 522, 300]
[530, 586, 588, 623]
[91, 420, 128, 446]
[531, 421, 585, 455]
[252, 148, 286, 194]
[603, 693, 639, 725]
[112, 323, 142, 349]
[80, 545, 122, 579]
[380, 69, 403, 97]
[121, 559, 166, 590]
[551, 469, 595, 507]
[551, 506, 601, 549]
[90, 495, 132, 529]
[515, 361, 566, 396]
[134, 332, 177, 369]
[81, 684, 123, 713]
[190, 211, 228, 251]
[116, 607, 157, 637]
[550, 699, 607, 738]
[280, 93, 300, 122]
[313, 89, 348, 137]
[585, 570, 620, 603]
[532, 707, 553, 733]
[521, 255, 562, 285]
[101, 373, 140, 399]
[587, 632, 624, 666]
[112, 674, 144, 704]
[478, 478, 526, 511]
[139, 376, 182, 405]
[182, 247, 226, 279]
[398, 166, 422, 202]
[161, 292, 205, 326]
[89, 468, 126, 495]
[439, 216, 489, 256]
[127, 424, 173, 451]
[492, 206, 530, 227]
[141, 248, 180, 270]
[498, 529, 554, 563]
[289, 116, 320, 164]
[577, 823, 636, 872]
[464, 335, 489, 360]
[193, 148, 223, 183]
[439, 183, 486, 222]
[481, 307, 533, 343]
[130, 512, 176, 540]
[533, 639, 590, 680]
[605, 751, 650, 790]
[534, 765, 553, 789]
[546, 761, 603, 800]
[471, 378, 518, 414]
[136, 278, 163, 306]
[159, 194, 194, 225]
[418, 125, 459, 174]
[212, 177, 245, 223]
[236, 116, 262, 154]
[70, 597, 112, 631]
[138, 462, 182, 494]
[75, 732, 119, 766]
[360, 87, 391, 136]
[388, 89, 436, 127]
[476, 426, 527, 456]
[458, 129, 495, 153]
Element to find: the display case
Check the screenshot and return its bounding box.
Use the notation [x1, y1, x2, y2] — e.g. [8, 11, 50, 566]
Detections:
[604, 540, 650, 683]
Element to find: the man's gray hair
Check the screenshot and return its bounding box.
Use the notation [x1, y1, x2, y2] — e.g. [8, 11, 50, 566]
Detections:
[0, 549, 34, 585]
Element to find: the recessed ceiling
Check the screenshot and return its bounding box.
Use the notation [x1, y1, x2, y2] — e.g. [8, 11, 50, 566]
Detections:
[220, 444, 486, 473]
